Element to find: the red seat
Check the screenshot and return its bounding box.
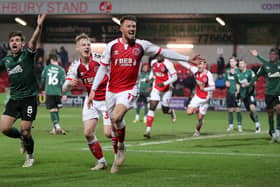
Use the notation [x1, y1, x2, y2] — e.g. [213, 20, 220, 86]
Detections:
[210, 64, 217, 73]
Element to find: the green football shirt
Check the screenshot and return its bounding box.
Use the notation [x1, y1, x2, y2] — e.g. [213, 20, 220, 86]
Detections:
[225, 68, 240, 94]
[41, 64, 66, 96]
[235, 68, 255, 99]
[139, 71, 152, 95]
[253, 55, 280, 96]
[0, 48, 38, 99]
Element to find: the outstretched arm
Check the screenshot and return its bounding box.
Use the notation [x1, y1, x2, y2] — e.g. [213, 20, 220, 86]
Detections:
[249, 49, 269, 64]
[177, 61, 198, 74]
[160, 49, 204, 64]
[28, 14, 46, 51]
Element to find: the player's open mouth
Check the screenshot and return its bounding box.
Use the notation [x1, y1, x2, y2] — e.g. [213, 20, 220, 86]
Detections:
[128, 31, 135, 35]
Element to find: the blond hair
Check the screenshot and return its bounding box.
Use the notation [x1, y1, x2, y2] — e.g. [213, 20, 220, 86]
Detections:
[75, 33, 90, 43]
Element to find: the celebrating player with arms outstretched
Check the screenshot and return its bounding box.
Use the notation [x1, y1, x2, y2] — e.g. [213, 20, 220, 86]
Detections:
[0, 14, 46, 167]
[178, 60, 215, 136]
[87, 15, 203, 173]
[62, 33, 111, 171]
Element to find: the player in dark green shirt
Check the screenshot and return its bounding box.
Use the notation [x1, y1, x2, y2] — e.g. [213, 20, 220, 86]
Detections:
[249, 48, 280, 142]
[235, 60, 261, 133]
[41, 54, 67, 135]
[225, 57, 242, 132]
[0, 14, 46, 168]
[133, 63, 152, 123]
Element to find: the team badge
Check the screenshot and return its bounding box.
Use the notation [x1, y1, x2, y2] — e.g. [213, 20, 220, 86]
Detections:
[203, 77, 208, 83]
[132, 48, 141, 56]
[113, 50, 119, 55]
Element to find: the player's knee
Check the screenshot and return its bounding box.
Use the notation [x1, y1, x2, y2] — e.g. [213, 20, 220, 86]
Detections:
[20, 129, 31, 137]
[275, 106, 280, 114]
[104, 131, 111, 138]
[84, 128, 94, 138]
[0, 124, 8, 132]
[186, 108, 193, 115]
[111, 114, 122, 124]
[110, 115, 118, 124]
[85, 134, 95, 142]
[1, 127, 11, 134]
[103, 126, 111, 138]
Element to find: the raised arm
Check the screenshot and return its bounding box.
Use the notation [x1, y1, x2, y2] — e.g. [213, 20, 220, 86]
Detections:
[28, 14, 46, 51]
[249, 49, 269, 64]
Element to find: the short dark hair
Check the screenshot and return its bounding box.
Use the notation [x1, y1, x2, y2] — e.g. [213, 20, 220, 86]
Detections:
[9, 31, 25, 42]
[270, 48, 279, 55]
[49, 54, 58, 61]
[120, 15, 137, 25]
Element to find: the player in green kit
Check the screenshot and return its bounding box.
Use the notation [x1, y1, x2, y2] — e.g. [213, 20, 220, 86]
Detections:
[133, 63, 152, 123]
[225, 57, 242, 132]
[235, 60, 261, 133]
[41, 54, 67, 135]
[0, 14, 46, 167]
[249, 48, 280, 142]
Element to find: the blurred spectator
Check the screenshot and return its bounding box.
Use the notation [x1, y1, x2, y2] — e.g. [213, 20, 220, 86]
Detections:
[173, 71, 196, 97]
[35, 47, 44, 60]
[34, 56, 45, 86]
[173, 72, 185, 97]
[46, 49, 58, 65]
[58, 46, 69, 68]
[184, 72, 196, 93]
[215, 74, 226, 89]
[0, 43, 8, 59]
[217, 54, 225, 75]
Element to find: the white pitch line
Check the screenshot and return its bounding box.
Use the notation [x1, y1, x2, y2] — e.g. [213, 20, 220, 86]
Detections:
[99, 132, 266, 149]
[81, 132, 268, 157]
[116, 149, 279, 158]
[80, 132, 279, 158]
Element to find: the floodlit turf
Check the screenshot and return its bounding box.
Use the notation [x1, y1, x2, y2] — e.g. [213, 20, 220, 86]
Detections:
[0, 106, 279, 187]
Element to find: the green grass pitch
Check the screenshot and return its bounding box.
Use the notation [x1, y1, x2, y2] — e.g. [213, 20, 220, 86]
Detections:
[0, 106, 279, 187]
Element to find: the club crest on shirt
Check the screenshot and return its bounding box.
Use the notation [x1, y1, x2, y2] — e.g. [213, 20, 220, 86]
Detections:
[160, 67, 166, 72]
[203, 77, 208, 83]
[132, 48, 141, 56]
[113, 50, 119, 55]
